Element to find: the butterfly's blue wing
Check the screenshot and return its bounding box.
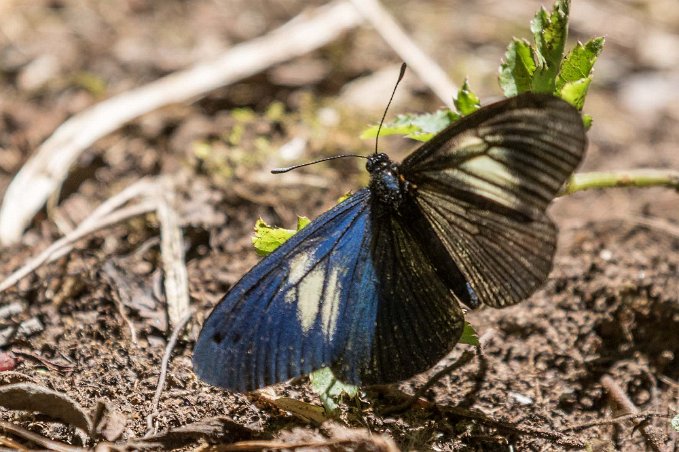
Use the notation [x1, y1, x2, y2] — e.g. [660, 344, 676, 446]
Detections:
[193, 188, 466, 390]
[193, 189, 379, 391]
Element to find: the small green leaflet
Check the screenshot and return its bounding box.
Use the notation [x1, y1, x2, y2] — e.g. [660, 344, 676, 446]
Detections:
[309, 367, 359, 414]
[360, 81, 483, 141]
[361, 109, 458, 142]
[499, 38, 536, 97]
[556, 37, 605, 110]
[363, 0, 602, 140]
[459, 322, 480, 346]
[530, 0, 569, 93]
[252, 216, 310, 256]
[454, 79, 481, 116]
[556, 38, 604, 91]
[498, 0, 603, 119]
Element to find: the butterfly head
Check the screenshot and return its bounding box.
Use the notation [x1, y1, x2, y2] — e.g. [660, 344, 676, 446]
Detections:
[367, 153, 408, 209]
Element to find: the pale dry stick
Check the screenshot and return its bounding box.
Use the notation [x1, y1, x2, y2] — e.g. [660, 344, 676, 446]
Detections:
[348, 0, 457, 108]
[0, 421, 85, 452]
[145, 309, 193, 437]
[561, 412, 671, 433]
[216, 437, 399, 452]
[156, 182, 190, 328]
[600, 374, 669, 452]
[0, 0, 364, 246]
[0, 202, 156, 294]
[79, 177, 157, 228]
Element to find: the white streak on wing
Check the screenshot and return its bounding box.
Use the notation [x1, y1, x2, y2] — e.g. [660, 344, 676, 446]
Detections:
[284, 288, 296, 305]
[452, 134, 486, 155]
[462, 154, 520, 187]
[288, 251, 313, 284]
[297, 265, 325, 333]
[321, 266, 342, 339]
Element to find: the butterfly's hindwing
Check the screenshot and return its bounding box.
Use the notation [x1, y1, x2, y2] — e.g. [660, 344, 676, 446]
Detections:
[401, 94, 586, 307]
[355, 205, 465, 384]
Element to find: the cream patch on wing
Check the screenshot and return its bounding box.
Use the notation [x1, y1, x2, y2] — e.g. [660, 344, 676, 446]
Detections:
[438, 154, 523, 210]
[297, 265, 325, 333]
[461, 154, 520, 188]
[287, 251, 314, 284]
[320, 266, 342, 339]
[450, 134, 486, 155]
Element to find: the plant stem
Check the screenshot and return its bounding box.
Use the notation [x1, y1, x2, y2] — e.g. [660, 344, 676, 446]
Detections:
[560, 169, 679, 196]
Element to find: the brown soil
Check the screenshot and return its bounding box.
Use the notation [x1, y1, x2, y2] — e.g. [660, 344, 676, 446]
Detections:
[1, 1, 678, 450]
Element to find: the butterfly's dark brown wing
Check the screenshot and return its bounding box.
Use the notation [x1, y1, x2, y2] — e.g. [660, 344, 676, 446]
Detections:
[345, 205, 465, 384]
[400, 93, 586, 307]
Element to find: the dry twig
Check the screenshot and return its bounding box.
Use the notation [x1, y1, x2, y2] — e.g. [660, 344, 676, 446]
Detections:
[0, 202, 156, 294]
[0, 0, 363, 245]
[561, 412, 671, 433]
[156, 183, 190, 329]
[0, 421, 84, 452]
[145, 309, 194, 437]
[211, 436, 399, 452]
[441, 405, 586, 448]
[601, 374, 669, 452]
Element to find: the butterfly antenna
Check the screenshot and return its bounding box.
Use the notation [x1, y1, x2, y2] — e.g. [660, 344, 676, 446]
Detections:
[375, 62, 407, 155]
[271, 154, 367, 174]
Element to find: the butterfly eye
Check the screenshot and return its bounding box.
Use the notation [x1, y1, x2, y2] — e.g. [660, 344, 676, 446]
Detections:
[366, 153, 390, 173]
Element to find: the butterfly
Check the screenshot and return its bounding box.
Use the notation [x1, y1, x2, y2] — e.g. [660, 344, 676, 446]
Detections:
[193, 93, 587, 392]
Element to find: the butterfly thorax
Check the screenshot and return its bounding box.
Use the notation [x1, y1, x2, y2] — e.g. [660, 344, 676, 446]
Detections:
[367, 153, 408, 210]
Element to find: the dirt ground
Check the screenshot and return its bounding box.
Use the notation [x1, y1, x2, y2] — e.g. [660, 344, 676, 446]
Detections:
[1, 0, 678, 450]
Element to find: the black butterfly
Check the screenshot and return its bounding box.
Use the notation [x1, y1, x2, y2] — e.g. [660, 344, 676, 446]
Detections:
[193, 93, 586, 392]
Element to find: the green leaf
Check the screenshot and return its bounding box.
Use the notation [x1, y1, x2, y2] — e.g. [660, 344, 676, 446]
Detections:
[404, 132, 436, 142]
[454, 79, 481, 116]
[361, 110, 457, 141]
[671, 414, 679, 432]
[558, 77, 591, 110]
[360, 122, 419, 140]
[499, 38, 536, 97]
[556, 37, 604, 91]
[530, 0, 569, 93]
[582, 113, 593, 129]
[458, 322, 480, 346]
[251, 216, 310, 256]
[309, 367, 359, 414]
[296, 216, 311, 230]
[410, 110, 457, 133]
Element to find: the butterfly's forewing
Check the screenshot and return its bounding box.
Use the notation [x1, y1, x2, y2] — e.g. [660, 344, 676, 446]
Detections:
[401, 94, 586, 308]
